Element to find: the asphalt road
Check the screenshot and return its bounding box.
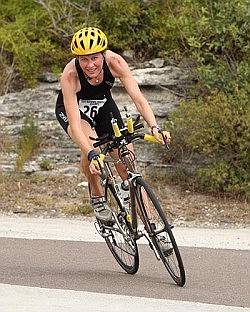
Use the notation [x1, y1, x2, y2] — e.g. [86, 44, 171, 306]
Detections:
[0, 216, 249, 311]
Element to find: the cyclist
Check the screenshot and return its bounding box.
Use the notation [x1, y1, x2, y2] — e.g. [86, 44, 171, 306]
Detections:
[55, 26, 170, 222]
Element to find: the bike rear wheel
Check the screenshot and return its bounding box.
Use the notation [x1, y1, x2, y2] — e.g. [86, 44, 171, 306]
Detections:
[102, 183, 139, 274]
[133, 177, 185, 286]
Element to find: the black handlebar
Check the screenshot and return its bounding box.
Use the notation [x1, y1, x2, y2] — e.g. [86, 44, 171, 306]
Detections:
[92, 120, 144, 148]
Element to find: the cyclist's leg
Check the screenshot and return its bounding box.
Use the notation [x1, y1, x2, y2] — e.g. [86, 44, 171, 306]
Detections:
[109, 145, 131, 181]
[67, 120, 102, 195]
[56, 99, 111, 221]
[68, 120, 112, 221]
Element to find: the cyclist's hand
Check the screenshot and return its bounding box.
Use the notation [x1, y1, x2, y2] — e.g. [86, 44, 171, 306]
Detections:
[89, 157, 104, 175]
[152, 127, 171, 146]
[87, 150, 104, 175]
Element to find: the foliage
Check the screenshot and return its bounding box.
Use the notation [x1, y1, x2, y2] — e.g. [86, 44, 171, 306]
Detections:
[0, 1, 46, 89]
[15, 115, 42, 171]
[167, 86, 250, 198]
[39, 158, 53, 171]
[0, 0, 248, 89]
[0, 0, 87, 92]
[99, 0, 185, 60]
[0, 0, 249, 197]
[61, 203, 93, 215]
[176, 0, 250, 94]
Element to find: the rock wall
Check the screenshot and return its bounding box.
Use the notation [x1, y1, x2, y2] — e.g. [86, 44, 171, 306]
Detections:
[0, 65, 192, 175]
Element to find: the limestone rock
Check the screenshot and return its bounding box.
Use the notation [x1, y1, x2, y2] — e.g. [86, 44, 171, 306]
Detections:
[0, 65, 193, 174]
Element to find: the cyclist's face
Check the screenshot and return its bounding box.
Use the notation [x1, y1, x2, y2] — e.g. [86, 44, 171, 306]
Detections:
[78, 53, 104, 78]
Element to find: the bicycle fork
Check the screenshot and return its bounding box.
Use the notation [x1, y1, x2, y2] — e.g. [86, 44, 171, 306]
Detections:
[143, 231, 161, 260]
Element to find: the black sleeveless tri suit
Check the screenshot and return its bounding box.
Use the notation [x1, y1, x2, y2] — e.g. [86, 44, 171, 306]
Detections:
[55, 58, 124, 137]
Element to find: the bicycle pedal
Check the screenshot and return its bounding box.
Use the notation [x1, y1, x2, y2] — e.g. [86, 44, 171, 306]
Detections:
[94, 221, 111, 238]
[98, 227, 113, 238]
[138, 229, 144, 236]
[134, 230, 143, 240]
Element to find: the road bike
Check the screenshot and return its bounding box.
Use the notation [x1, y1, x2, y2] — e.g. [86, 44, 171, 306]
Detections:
[90, 108, 186, 286]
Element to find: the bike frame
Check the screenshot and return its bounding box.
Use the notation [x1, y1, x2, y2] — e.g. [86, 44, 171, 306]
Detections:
[90, 110, 185, 286]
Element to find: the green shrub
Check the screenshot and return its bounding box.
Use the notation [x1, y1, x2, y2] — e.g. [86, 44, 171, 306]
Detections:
[177, 0, 250, 94]
[61, 203, 92, 216]
[0, 0, 75, 91]
[197, 162, 250, 198]
[99, 0, 191, 61]
[15, 115, 42, 171]
[39, 158, 53, 171]
[1, 0, 249, 199]
[0, 0, 249, 91]
[167, 86, 249, 198]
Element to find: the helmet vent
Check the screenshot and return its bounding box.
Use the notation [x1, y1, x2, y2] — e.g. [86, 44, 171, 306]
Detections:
[80, 41, 85, 50]
[97, 35, 101, 45]
[74, 39, 78, 49]
[89, 39, 94, 49]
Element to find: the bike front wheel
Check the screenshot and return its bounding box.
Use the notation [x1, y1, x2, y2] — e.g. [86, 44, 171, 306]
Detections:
[103, 183, 139, 274]
[134, 177, 186, 286]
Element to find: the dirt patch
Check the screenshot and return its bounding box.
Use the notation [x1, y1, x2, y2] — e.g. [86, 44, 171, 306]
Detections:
[0, 172, 249, 228]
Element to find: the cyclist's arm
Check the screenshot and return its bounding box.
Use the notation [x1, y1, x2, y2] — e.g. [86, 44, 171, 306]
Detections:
[106, 51, 157, 126]
[105, 51, 170, 143]
[60, 60, 94, 155]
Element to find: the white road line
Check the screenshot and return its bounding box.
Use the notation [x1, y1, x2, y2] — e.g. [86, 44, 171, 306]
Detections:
[0, 283, 249, 312]
[0, 216, 249, 250]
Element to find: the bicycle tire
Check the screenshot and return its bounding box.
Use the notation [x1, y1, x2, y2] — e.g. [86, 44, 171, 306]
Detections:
[103, 182, 139, 274]
[133, 177, 186, 286]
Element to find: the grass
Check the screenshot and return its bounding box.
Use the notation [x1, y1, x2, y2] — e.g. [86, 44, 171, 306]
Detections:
[39, 158, 53, 170]
[0, 171, 248, 227]
[61, 203, 93, 216]
[15, 115, 42, 171]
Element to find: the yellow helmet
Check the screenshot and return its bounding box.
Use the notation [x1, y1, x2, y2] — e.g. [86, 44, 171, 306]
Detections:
[71, 27, 108, 55]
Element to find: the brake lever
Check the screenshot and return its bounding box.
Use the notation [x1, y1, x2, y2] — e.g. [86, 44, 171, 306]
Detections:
[159, 129, 170, 150]
[133, 114, 141, 126]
